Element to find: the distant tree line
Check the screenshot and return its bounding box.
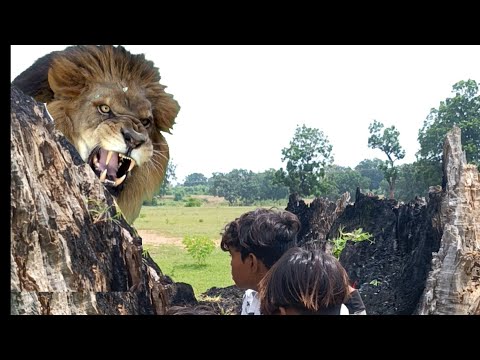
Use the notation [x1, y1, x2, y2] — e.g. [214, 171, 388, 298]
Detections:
[149, 79, 479, 205]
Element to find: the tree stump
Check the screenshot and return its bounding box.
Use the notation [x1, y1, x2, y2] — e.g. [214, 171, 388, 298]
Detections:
[10, 87, 172, 315]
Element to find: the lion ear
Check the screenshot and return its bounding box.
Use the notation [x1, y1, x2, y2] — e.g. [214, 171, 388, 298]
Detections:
[152, 94, 180, 133]
[12, 51, 56, 103]
[47, 57, 87, 99]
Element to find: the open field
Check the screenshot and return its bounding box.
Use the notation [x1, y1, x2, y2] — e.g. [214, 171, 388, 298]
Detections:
[133, 197, 292, 296]
[143, 244, 234, 296]
[133, 202, 256, 296]
[134, 205, 259, 242]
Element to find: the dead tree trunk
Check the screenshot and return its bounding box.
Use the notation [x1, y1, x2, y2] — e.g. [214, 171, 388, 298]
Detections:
[416, 126, 480, 315]
[10, 87, 173, 315]
[286, 192, 351, 249]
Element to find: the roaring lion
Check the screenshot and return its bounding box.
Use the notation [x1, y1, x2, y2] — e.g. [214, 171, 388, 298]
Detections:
[13, 45, 180, 223]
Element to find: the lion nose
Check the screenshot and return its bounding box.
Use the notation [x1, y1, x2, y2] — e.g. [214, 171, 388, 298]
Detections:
[122, 128, 146, 149]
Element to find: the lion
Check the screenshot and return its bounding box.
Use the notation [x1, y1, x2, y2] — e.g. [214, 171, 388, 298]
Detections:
[12, 45, 180, 223]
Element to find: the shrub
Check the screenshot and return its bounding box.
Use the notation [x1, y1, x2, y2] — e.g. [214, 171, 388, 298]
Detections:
[182, 235, 215, 265]
[185, 197, 202, 207]
[331, 226, 373, 259]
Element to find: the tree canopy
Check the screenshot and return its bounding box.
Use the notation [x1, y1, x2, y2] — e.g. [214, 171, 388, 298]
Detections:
[275, 124, 333, 197]
[418, 79, 480, 168]
[368, 120, 405, 199]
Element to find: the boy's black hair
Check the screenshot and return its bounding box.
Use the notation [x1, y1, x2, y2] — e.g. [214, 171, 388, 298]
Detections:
[220, 208, 301, 269]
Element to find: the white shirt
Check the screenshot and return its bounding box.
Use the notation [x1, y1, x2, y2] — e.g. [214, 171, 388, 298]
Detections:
[241, 289, 351, 315]
[241, 289, 261, 315]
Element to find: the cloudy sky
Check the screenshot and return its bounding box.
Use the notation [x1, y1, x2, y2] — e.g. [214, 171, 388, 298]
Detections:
[11, 45, 480, 183]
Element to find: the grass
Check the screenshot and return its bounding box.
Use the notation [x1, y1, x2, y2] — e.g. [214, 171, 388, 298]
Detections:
[143, 244, 233, 297]
[133, 205, 259, 241]
[134, 198, 292, 297]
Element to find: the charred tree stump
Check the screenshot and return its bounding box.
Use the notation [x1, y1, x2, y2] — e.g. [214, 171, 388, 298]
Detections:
[10, 87, 173, 315]
[286, 192, 350, 249]
[287, 126, 479, 315]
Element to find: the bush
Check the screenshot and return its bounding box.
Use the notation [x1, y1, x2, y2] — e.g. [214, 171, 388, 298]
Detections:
[331, 226, 373, 259]
[185, 197, 202, 207]
[142, 197, 158, 206]
[182, 235, 215, 265]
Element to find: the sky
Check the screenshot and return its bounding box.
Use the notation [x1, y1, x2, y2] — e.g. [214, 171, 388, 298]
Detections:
[10, 45, 480, 183]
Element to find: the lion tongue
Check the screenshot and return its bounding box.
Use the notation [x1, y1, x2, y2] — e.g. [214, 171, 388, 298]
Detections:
[98, 149, 119, 178]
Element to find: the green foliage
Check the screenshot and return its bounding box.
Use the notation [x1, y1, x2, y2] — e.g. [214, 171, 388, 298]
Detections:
[173, 187, 185, 201]
[158, 160, 177, 197]
[87, 198, 122, 225]
[275, 124, 334, 197]
[143, 196, 159, 206]
[144, 244, 233, 297]
[418, 79, 480, 171]
[182, 235, 216, 265]
[331, 226, 373, 259]
[321, 165, 371, 201]
[394, 162, 431, 201]
[355, 158, 385, 190]
[208, 169, 288, 205]
[369, 279, 381, 286]
[183, 173, 208, 187]
[368, 120, 405, 199]
[185, 197, 203, 207]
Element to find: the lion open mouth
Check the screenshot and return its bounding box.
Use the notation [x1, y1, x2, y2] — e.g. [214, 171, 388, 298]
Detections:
[88, 147, 136, 196]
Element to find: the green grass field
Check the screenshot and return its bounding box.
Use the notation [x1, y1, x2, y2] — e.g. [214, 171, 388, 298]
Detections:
[134, 205, 259, 241]
[143, 244, 234, 296]
[135, 203, 265, 297]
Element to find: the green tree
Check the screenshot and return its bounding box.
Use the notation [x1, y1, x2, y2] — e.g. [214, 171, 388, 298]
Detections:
[322, 165, 371, 201]
[354, 158, 385, 190]
[418, 79, 480, 173]
[394, 162, 429, 201]
[183, 173, 208, 187]
[275, 124, 334, 197]
[158, 159, 177, 197]
[368, 120, 405, 199]
[257, 169, 289, 201]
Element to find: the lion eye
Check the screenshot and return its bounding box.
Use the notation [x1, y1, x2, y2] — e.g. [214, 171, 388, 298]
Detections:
[141, 118, 151, 128]
[98, 105, 111, 114]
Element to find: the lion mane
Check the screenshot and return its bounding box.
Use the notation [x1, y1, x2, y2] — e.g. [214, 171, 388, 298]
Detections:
[13, 45, 180, 223]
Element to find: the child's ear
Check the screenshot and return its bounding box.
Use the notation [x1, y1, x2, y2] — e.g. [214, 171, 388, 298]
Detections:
[248, 253, 258, 271]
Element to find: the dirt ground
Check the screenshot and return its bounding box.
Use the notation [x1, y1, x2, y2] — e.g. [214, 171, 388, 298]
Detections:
[137, 230, 184, 247]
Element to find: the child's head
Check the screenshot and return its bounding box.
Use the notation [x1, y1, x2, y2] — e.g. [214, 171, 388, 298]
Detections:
[220, 208, 301, 290]
[258, 247, 350, 315]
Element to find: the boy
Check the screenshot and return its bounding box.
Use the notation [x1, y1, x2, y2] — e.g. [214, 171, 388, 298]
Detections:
[221, 207, 366, 315]
[220, 208, 301, 315]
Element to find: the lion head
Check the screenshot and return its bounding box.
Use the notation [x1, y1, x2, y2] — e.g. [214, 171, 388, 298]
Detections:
[13, 45, 180, 223]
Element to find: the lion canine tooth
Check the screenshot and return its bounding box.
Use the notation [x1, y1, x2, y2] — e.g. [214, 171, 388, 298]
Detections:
[128, 159, 136, 172]
[115, 174, 127, 186]
[106, 151, 113, 166]
[100, 169, 107, 182]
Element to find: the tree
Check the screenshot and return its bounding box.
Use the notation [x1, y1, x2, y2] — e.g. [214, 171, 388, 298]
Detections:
[354, 158, 385, 190]
[158, 160, 177, 197]
[418, 79, 480, 171]
[322, 165, 371, 201]
[368, 120, 405, 199]
[183, 173, 208, 187]
[257, 169, 289, 201]
[394, 163, 429, 201]
[275, 124, 334, 197]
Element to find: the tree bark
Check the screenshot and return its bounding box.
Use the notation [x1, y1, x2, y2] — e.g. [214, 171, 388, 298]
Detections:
[416, 126, 480, 314]
[10, 87, 173, 315]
